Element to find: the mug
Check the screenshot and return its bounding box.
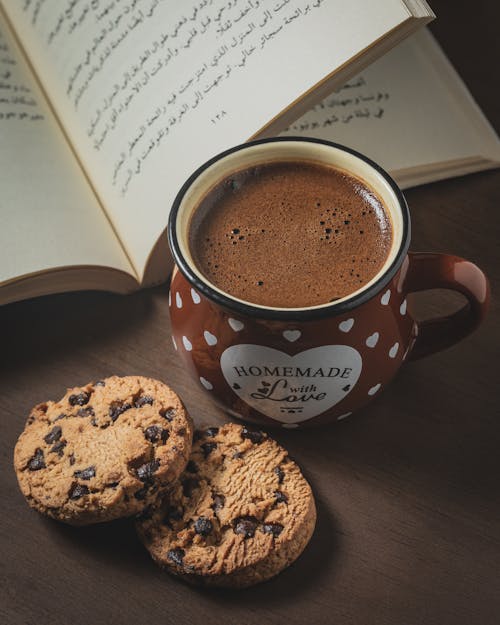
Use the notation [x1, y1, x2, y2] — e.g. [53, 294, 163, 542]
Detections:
[168, 138, 489, 428]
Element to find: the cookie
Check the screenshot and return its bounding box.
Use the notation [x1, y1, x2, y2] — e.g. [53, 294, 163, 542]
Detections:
[136, 423, 316, 587]
[14, 376, 193, 525]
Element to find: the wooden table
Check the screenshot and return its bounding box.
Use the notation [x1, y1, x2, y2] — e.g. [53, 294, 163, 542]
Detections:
[1, 3, 499, 624]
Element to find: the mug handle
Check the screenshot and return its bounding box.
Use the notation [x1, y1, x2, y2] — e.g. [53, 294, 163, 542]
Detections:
[403, 252, 490, 360]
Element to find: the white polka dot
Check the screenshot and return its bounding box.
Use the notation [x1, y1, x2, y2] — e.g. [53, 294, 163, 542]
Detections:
[389, 342, 399, 358]
[339, 318, 354, 333]
[283, 329, 301, 342]
[203, 330, 217, 346]
[337, 412, 352, 421]
[282, 423, 299, 429]
[400, 299, 407, 315]
[191, 288, 201, 304]
[176, 292, 183, 309]
[172, 336, 177, 351]
[199, 377, 213, 390]
[366, 332, 379, 348]
[368, 383, 381, 396]
[182, 336, 192, 351]
[381, 289, 391, 305]
[228, 318, 244, 332]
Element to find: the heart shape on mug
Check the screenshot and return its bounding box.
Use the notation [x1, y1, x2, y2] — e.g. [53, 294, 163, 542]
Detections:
[220, 344, 362, 424]
[283, 329, 301, 342]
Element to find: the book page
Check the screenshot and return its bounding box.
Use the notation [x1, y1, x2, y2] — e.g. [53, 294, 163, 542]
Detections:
[282, 29, 500, 187]
[2, 0, 423, 279]
[0, 12, 134, 286]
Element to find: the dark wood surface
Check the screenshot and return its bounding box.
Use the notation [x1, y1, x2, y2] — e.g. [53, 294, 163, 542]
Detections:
[1, 3, 499, 624]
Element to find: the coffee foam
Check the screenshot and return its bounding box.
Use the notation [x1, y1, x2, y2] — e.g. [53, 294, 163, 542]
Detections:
[189, 161, 393, 308]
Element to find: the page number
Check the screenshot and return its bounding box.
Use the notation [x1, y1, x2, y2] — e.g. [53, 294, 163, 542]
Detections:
[211, 110, 227, 124]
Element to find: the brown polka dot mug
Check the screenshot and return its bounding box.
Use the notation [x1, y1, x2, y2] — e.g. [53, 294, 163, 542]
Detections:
[168, 138, 489, 429]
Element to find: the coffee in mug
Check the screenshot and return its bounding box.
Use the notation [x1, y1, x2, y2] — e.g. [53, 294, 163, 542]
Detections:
[189, 161, 393, 308]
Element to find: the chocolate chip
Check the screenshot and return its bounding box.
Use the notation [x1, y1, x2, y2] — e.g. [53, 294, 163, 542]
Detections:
[274, 466, 285, 484]
[232, 451, 244, 459]
[186, 460, 198, 473]
[27, 448, 45, 471]
[68, 483, 89, 499]
[134, 487, 148, 500]
[161, 429, 169, 443]
[134, 395, 154, 408]
[74, 465, 96, 480]
[263, 522, 284, 537]
[106, 481, 119, 489]
[44, 426, 62, 445]
[194, 516, 213, 536]
[136, 459, 160, 482]
[160, 407, 176, 421]
[241, 427, 264, 444]
[77, 406, 94, 417]
[50, 440, 67, 456]
[201, 442, 217, 457]
[144, 425, 159, 442]
[212, 493, 225, 511]
[176, 427, 186, 436]
[53, 413, 67, 422]
[182, 477, 199, 497]
[167, 547, 185, 567]
[69, 453, 75, 465]
[94, 380, 106, 387]
[205, 427, 219, 437]
[109, 401, 132, 422]
[68, 392, 90, 406]
[274, 490, 288, 504]
[233, 516, 258, 539]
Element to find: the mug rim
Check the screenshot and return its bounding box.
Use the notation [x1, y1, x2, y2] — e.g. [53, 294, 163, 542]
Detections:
[168, 137, 411, 321]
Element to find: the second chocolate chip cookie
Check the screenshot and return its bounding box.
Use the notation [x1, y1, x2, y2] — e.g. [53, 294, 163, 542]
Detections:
[136, 423, 316, 587]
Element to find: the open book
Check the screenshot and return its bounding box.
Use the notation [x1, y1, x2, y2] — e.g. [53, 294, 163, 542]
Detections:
[1, 1, 498, 306]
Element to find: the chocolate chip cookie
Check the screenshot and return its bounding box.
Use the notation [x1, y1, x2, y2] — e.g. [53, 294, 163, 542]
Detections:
[14, 376, 193, 525]
[136, 423, 316, 587]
